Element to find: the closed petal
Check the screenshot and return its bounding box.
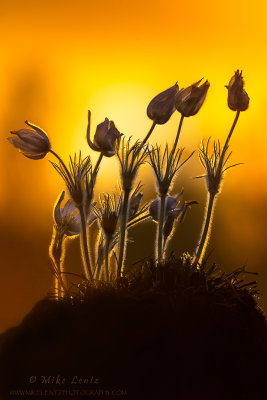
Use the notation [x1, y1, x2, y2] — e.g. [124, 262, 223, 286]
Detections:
[62, 199, 77, 219]
[66, 213, 82, 235]
[165, 196, 178, 213]
[22, 152, 47, 160]
[88, 137, 101, 152]
[15, 130, 48, 151]
[94, 118, 110, 148]
[149, 199, 160, 221]
[25, 120, 50, 143]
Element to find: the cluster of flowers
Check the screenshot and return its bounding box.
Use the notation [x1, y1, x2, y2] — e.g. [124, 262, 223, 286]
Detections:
[8, 70, 249, 298]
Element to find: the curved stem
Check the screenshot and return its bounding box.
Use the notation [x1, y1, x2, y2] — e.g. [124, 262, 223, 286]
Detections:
[78, 205, 93, 281]
[193, 193, 216, 266]
[157, 195, 166, 261]
[223, 111, 240, 154]
[171, 115, 184, 156]
[49, 149, 74, 187]
[117, 189, 130, 277]
[218, 111, 240, 172]
[49, 229, 68, 299]
[140, 121, 157, 148]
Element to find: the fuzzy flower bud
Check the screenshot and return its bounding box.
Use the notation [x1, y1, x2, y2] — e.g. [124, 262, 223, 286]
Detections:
[128, 192, 143, 219]
[87, 112, 122, 157]
[175, 79, 210, 117]
[147, 83, 179, 125]
[101, 212, 119, 237]
[8, 121, 51, 160]
[226, 70, 249, 112]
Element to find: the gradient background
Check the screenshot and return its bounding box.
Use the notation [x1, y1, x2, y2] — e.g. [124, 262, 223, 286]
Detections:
[1, 0, 267, 333]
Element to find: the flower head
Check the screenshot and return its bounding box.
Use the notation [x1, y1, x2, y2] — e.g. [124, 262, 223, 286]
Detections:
[147, 83, 179, 125]
[226, 70, 249, 112]
[54, 191, 96, 236]
[196, 138, 242, 196]
[8, 121, 51, 160]
[87, 111, 122, 157]
[95, 193, 121, 238]
[149, 191, 184, 223]
[149, 191, 198, 243]
[175, 79, 210, 117]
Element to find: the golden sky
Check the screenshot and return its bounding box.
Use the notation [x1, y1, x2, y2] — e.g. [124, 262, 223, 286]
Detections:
[1, 0, 267, 331]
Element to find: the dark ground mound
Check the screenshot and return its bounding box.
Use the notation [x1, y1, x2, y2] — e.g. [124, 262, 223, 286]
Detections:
[0, 257, 267, 400]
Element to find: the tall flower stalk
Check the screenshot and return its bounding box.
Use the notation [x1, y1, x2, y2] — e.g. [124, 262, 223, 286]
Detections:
[116, 138, 147, 277]
[50, 153, 94, 280]
[49, 190, 96, 297]
[149, 145, 193, 260]
[94, 193, 121, 281]
[193, 131, 242, 266]
[193, 69, 249, 266]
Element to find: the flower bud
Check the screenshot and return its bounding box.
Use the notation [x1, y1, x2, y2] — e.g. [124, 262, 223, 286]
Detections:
[129, 192, 143, 219]
[101, 211, 118, 237]
[147, 83, 179, 125]
[175, 79, 210, 117]
[8, 121, 51, 159]
[226, 70, 249, 112]
[87, 112, 122, 157]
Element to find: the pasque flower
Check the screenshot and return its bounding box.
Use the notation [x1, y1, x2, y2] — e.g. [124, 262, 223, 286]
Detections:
[226, 70, 249, 112]
[8, 121, 51, 159]
[147, 83, 179, 125]
[149, 192, 184, 224]
[54, 191, 96, 236]
[175, 79, 210, 117]
[149, 192, 197, 245]
[87, 116, 122, 157]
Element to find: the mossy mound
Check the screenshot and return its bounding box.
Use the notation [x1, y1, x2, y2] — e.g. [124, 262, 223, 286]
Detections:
[0, 256, 266, 399]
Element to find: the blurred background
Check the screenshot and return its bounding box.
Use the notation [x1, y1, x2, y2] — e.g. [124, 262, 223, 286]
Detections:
[1, 0, 267, 333]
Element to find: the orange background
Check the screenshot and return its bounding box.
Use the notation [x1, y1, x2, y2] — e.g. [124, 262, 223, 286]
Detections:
[1, 0, 267, 332]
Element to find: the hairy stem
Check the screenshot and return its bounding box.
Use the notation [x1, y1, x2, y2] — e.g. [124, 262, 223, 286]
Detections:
[218, 111, 240, 172]
[171, 115, 184, 156]
[140, 121, 157, 148]
[78, 205, 93, 281]
[104, 237, 111, 282]
[117, 189, 131, 277]
[49, 229, 67, 299]
[157, 195, 166, 261]
[193, 193, 216, 266]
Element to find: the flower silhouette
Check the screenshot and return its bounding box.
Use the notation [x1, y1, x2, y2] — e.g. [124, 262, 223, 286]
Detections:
[8, 121, 51, 160]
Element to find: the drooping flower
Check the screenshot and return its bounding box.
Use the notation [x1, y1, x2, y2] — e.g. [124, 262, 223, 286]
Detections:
[149, 191, 198, 243]
[87, 112, 122, 157]
[147, 83, 179, 125]
[8, 121, 51, 159]
[175, 79, 210, 117]
[149, 191, 183, 223]
[226, 70, 249, 112]
[54, 191, 96, 236]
